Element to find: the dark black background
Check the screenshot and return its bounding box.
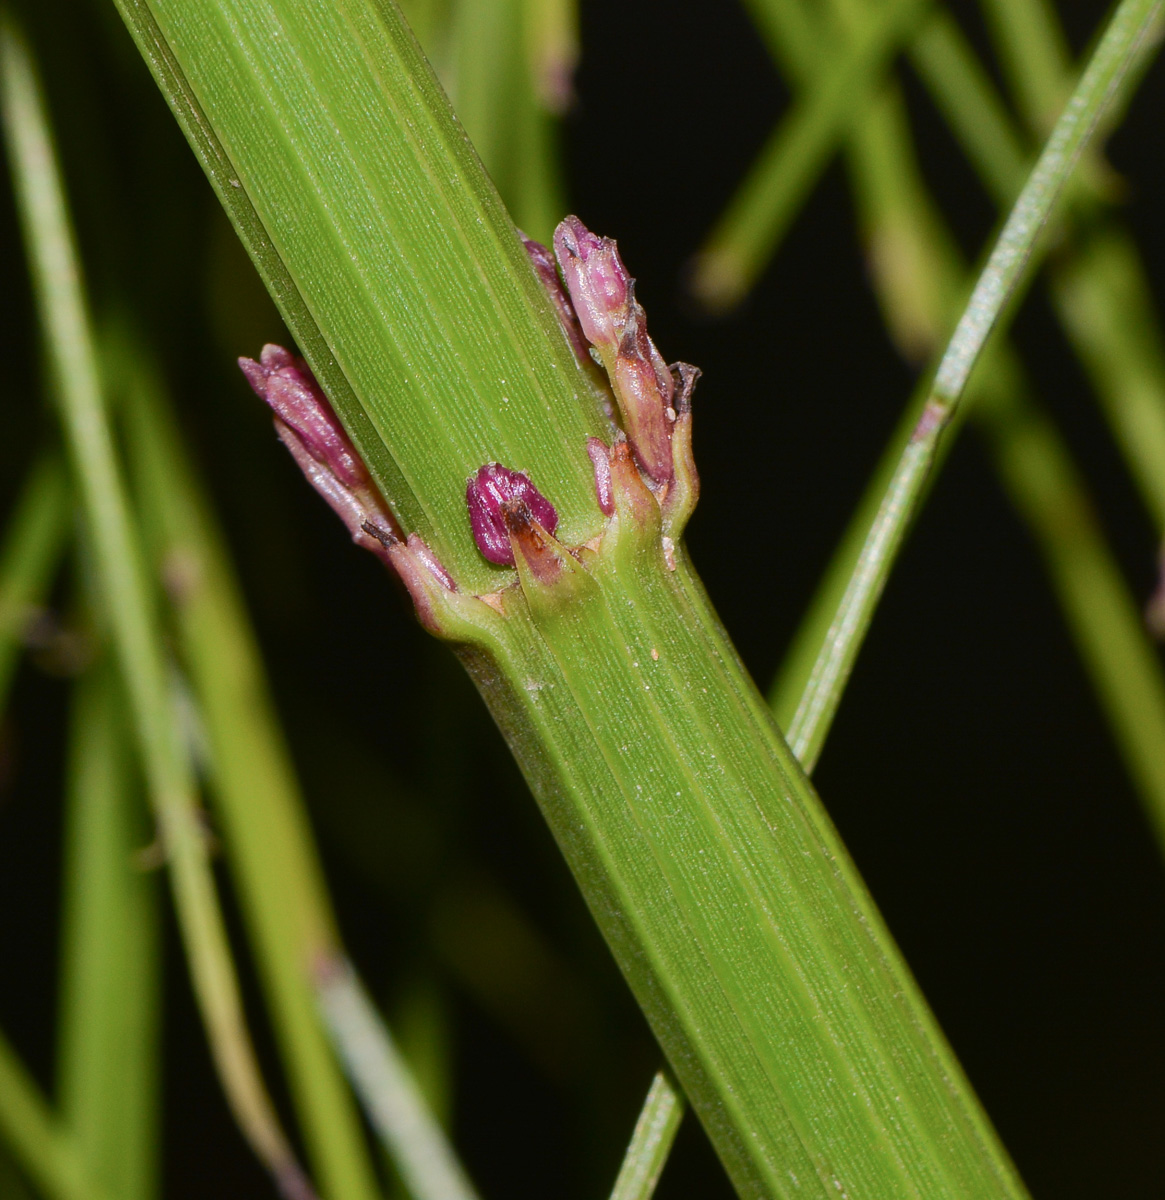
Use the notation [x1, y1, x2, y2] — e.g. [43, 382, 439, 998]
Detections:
[0, 0, 1163, 1196]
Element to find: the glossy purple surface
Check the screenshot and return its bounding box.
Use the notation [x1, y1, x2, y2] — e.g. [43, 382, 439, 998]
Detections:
[466, 463, 559, 566]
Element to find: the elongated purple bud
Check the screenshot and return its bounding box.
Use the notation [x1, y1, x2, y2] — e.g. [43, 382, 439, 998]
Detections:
[553, 216, 632, 354]
[520, 232, 591, 366]
[239, 345, 402, 563]
[554, 217, 677, 484]
[467, 463, 558, 566]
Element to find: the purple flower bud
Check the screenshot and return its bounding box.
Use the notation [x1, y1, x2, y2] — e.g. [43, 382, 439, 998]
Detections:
[239, 345, 402, 562]
[553, 216, 632, 355]
[613, 317, 675, 484]
[520, 232, 591, 365]
[554, 217, 680, 486]
[466, 463, 558, 566]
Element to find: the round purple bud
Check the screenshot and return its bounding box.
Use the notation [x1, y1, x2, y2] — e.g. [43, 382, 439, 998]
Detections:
[467, 463, 559, 566]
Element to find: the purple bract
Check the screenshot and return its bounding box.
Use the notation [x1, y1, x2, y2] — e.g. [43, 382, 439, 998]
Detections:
[466, 463, 559, 566]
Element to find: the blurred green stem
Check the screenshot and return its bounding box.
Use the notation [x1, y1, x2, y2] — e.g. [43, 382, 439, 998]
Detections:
[57, 656, 159, 1200]
[113, 325, 402, 1200]
[777, 0, 1162, 770]
[315, 960, 481, 1200]
[0, 1036, 112, 1200]
[0, 16, 313, 1195]
[691, 0, 929, 310]
[0, 454, 70, 703]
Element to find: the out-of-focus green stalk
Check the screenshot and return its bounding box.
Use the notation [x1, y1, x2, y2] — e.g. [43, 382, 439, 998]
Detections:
[0, 454, 70, 702]
[690, 0, 929, 310]
[607, 1071, 684, 1200]
[0, 18, 313, 1195]
[971, 0, 1165, 543]
[315, 961, 481, 1200]
[978, 0, 1073, 133]
[57, 657, 159, 1200]
[769, 25, 1165, 835]
[445, 0, 564, 243]
[761, 0, 1165, 551]
[777, 0, 1162, 769]
[113, 327, 414, 1200]
[1051, 231, 1165, 533]
[0, 1033, 112, 1200]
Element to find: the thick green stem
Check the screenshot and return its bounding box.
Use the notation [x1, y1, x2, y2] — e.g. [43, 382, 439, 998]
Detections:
[110, 0, 1042, 1191]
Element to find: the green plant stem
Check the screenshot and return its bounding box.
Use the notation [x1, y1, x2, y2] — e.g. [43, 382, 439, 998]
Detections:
[111, 327, 388, 1200]
[0, 454, 70, 702]
[689, 0, 928, 310]
[903, 2, 1165, 544]
[315, 960, 481, 1200]
[978, 0, 1073, 133]
[447, 0, 563, 242]
[776, 0, 1162, 769]
[115, 0, 1039, 1191]
[607, 1071, 684, 1200]
[0, 1035, 112, 1200]
[0, 17, 313, 1196]
[57, 657, 159, 1200]
[767, 35, 1165, 830]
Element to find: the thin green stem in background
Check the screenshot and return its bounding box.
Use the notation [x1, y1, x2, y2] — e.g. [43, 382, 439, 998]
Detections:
[0, 453, 70, 703]
[978, 0, 1073, 133]
[974, 0, 1165, 541]
[57, 655, 159, 1200]
[0, 17, 314, 1196]
[689, 0, 928, 310]
[769, 21, 1165, 825]
[114, 323, 430, 1200]
[316, 960, 481, 1200]
[779, 0, 1162, 771]
[0, 1035, 112, 1200]
[606, 1071, 684, 1200]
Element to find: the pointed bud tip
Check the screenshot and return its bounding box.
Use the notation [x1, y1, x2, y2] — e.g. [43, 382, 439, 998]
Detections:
[553, 216, 632, 353]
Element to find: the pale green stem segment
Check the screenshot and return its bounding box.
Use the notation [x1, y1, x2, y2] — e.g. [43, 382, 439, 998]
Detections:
[0, 454, 70, 702]
[114, 0, 1036, 1193]
[0, 17, 312, 1195]
[446, 0, 565, 242]
[57, 658, 160, 1200]
[607, 1071, 684, 1200]
[978, 0, 1074, 134]
[0, 1036, 113, 1200]
[764, 0, 1165, 548]
[689, 0, 929, 311]
[973, 0, 1165, 543]
[779, 0, 1163, 771]
[316, 960, 482, 1200]
[112, 328, 385, 1200]
[768, 41, 1165, 828]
